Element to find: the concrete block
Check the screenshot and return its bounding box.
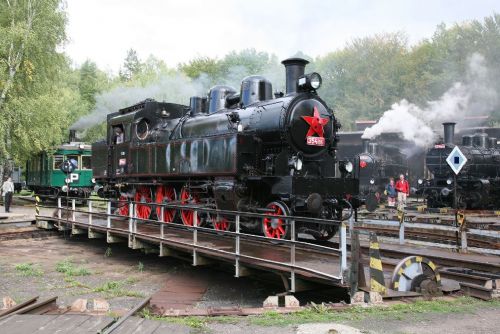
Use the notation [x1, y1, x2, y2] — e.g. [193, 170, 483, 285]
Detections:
[368, 291, 383, 304]
[350, 291, 366, 304]
[70, 299, 88, 312]
[284, 295, 300, 308]
[93, 298, 110, 313]
[2, 296, 16, 309]
[263, 296, 278, 308]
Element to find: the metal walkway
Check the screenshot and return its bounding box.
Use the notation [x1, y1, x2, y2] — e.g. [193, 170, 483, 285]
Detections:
[35, 197, 350, 292]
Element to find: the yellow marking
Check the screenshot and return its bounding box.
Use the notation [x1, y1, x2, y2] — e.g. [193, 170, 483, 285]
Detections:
[428, 261, 436, 271]
[369, 242, 380, 250]
[398, 268, 404, 275]
[405, 259, 413, 267]
[416, 256, 423, 263]
[495, 211, 500, 216]
[435, 274, 441, 282]
[370, 278, 387, 294]
[394, 281, 399, 289]
[370, 257, 383, 271]
[439, 208, 448, 214]
[35, 196, 40, 202]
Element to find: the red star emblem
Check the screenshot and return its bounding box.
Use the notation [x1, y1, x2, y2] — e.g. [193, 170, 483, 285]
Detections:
[301, 106, 329, 138]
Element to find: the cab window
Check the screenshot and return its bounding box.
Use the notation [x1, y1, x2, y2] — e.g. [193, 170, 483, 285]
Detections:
[81, 156, 92, 170]
[66, 155, 80, 169]
[53, 155, 64, 170]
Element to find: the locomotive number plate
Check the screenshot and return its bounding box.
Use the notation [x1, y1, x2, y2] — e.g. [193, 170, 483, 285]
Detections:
[306, 136, 325, 146]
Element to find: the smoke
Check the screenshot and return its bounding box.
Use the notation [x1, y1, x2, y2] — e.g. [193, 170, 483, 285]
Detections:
[70, 64, 283, 131]
[70, 73, 208, 130]
[362, 53, 498, 147]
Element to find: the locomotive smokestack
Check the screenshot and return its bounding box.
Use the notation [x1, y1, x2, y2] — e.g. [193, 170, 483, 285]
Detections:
[443, 122, 456, 145]
[369, 142, 378, 156]
[69, 129, 76, 143]
[489, 137, 497, 149]
[189, 96, 204, 117]
[362, 138, 370, 153]
[281, 58, 309, 94]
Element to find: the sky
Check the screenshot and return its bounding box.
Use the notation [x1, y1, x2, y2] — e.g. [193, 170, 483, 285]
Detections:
[64, 0, 500, 73]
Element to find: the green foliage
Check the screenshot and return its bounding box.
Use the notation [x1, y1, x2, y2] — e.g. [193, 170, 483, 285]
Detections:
[14, 262, 43, 277]
[104, 247, 113, 257]
[93, 280, 145, 298]
[55, 259, 91, 276]
[137, 261, 144, 272]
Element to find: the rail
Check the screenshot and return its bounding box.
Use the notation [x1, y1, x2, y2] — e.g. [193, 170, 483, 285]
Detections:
[34, 195, 351, 291]
[358, 209, 500, 253]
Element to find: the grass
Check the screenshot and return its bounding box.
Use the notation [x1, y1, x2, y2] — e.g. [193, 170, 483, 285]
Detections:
[105, 247, 113, 257]
[14, 263, 44, 277]
[137, 261, 144, 272]
[55, 259, 91, 277]
[139, 297, 500, 329]
[93, 280, 145, 298]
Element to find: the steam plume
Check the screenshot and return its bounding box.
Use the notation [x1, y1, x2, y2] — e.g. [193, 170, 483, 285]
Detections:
[362, 53, 498, 147]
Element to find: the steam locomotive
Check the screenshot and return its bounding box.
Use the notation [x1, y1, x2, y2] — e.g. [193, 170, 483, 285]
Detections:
[353, 139, 409, 211]
[92, 58, 359, 240]
[418, 123, 500, 209]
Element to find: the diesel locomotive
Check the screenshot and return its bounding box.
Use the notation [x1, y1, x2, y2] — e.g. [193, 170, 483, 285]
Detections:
[354, 139, 409, 211]
[418, 123, 500, 209]
[92, 58, 359, 240]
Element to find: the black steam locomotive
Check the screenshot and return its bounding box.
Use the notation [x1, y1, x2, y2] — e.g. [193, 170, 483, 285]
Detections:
[419, 123, 500, 209]
[92, 58, 358, 240]
[353, 139, 409, 211]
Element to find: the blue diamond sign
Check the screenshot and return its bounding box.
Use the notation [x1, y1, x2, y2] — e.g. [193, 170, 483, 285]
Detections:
[446, 146, 467, 175]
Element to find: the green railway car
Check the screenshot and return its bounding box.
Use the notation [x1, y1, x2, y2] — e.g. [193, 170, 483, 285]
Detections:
[26, 142, 95, 198]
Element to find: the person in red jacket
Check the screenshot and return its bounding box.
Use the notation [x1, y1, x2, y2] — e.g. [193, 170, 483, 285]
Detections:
[395, 174, 409, 209]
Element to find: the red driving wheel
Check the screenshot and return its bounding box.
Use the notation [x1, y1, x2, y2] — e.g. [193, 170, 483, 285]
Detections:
[134, 186, 152, 219]
[180, 186, 201, 226]
[117, 195, 129, 217]
[262, 201, 290, 239]
[211, 215, 231, 231]
[155, 185, 176, 223]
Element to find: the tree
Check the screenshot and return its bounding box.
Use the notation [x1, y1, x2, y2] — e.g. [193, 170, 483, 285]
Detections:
[0, 0, 66, 178]
[119, 49, 142, 82]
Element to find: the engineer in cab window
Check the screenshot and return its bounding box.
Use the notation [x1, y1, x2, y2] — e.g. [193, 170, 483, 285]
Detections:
[114, 126, 124, 144]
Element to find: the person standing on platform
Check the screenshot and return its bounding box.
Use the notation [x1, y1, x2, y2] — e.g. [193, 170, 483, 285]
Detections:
[385, 177, 397, 208]
[2, 177, 14, 213]
[395, 174, 409, 210]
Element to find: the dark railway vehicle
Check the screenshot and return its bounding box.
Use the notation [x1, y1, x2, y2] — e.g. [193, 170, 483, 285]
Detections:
[419, 123, 500, 209]
[26, 131, 95, 199]
[353, 139, 409, 211]
[92, 58, 359, 240]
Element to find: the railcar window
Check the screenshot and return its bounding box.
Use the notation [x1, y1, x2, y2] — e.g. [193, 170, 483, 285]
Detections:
[66, 155, 80, 169]
[81, 156, 92, 170]
[53, 155, 64, 170]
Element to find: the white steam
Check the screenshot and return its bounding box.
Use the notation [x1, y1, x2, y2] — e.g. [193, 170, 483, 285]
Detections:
[71, 64, 283, 131]
[362, 53, 498, 147]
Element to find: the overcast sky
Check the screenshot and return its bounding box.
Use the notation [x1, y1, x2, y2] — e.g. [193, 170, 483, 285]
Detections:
[64, 0, 500, 73]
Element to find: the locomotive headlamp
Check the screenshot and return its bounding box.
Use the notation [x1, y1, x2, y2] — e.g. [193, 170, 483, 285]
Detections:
[446, 179, 453, 185]
[418, 179, 423, 185]
[339, 161, 353, 173]
[91, 178, 96, 184]
[370, 179, 375, 185]
[79, 144, 85, 150]
[61, 185, 69, 192]
[295, 158, 303, 171]
[298, 72, 322, 91]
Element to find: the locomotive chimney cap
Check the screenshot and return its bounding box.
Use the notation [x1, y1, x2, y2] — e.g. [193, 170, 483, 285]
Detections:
[281, 58, 310, 66]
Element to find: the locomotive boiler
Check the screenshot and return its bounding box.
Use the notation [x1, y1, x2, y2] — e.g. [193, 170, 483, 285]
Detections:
[92, 58, 359, 240]
[419, 122, 500, 209]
